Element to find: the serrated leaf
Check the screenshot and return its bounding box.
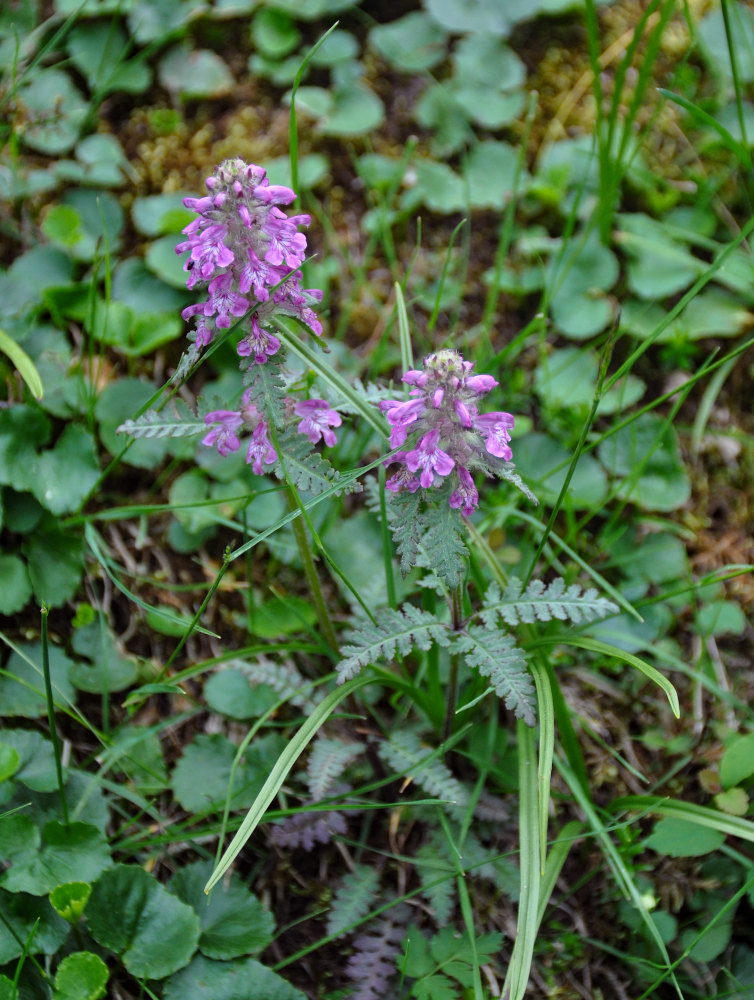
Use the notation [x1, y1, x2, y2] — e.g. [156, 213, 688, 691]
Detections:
[386, 489, 425, 575]
[170, 861, 274, 960]
[164, 955, 306, 1000]
[337, 605, 449, 682]
[452, 626, 535, 725]
[30, 424, 99, 515]
[307, 736, 362, 800]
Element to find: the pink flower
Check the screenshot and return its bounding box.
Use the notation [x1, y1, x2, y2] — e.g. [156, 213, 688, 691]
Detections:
[237, 315, 281, 364]
[293, 399, 341, 447]
[474, 412, 515, 461]
[202, 410, 243, 457]
[246, 421, 277, 475]
[405, 430, 455, 488]
[449, 466, 479, 516]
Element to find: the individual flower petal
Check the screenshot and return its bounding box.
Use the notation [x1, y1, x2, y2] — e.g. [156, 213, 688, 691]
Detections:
[246, 421, 277, 474]
[293, 399, 342, 447]
[237, 315, 281, 364]
[474, 411, 515, 460]
[202, 410, 243, 457]
[465, 374, 498, 394]
[207, 272, 250, 329]
[405, 429, 455, 489]
[449, 466, 479, 516]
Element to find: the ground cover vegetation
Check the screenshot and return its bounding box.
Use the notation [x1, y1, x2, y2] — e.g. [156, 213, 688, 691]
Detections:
[0, 0, 753, 996]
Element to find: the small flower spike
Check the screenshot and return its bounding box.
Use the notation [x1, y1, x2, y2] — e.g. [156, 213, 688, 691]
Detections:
[379, 349, 516, 515]
[177, 159, 322, 361]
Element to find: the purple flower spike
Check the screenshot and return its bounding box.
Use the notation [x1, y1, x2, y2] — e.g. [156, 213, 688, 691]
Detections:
[178, 158, 323, 355]
[379, 348, 517, 513]
[202, 410, 243, 457]
[293, 399, 342, 447]
[405, 429, 455, 488]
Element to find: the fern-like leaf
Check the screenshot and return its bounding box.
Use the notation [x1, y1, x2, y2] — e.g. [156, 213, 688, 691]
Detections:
[451, 626, 536, 726]
[327, 864, 380, 938]
[481, 577, 618, 627]
[230, 656, 321, 712]
[274, 425, 359, 496]
[385, 489, 425, 575]
[478, 454, 539, 505]
[269, 807, 347, 851]
[417, 499, 468, 588]
[345, 908, 408, 1000]
[337, 605, 449, 683]
[241, 359, 287, 427]
[307, 737, 363, 800]
[416, 841, 456, 925]
[116, 406, 204, 439]
[377, 730, 468, 817]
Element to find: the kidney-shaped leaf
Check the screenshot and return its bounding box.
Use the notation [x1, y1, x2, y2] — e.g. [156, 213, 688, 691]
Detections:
[171, 860, 274, 960]
[53, 951, 109, 1000]
[164, 955, 306, 1000]
[87, 864, 200, 979]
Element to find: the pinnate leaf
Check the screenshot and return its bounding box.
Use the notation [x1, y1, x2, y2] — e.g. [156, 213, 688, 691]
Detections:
[337, 605, 449, 682]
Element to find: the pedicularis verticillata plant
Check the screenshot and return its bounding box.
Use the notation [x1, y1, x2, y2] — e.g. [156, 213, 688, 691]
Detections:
[119, 156, 620, 724]
[118, 162, 637, 955]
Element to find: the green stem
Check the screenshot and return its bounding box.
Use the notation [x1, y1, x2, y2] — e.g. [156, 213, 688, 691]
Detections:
[41, 606, 69, 825]
[285, 487, 339, 657]
[442, 584, 465, 743]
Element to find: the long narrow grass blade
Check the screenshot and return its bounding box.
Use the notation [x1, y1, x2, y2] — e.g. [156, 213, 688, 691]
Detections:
[556, 757, 683, 999]
[395, 281, 413, 372]
[536, 820, 584, 926]
[503, 721, 541, 1000]
[531, 660, 554, 875]
[563, 636, 680, 718]
[205, 674, 375, 894]
[612, 796, 754, 843]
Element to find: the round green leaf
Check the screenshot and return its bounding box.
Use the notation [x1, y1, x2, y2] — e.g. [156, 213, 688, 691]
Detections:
[714, 787, 749, 816]
[597, 414, 690, 512]
[67, 21, 150, 95]
[170, 860, 274, 960]
[464, 141, 524, 209]
[402, 159, 465, 214]
[549, 230, 619, 339]
[131, 193, 193, 237]
[509, 432, 607, 508]
[159, 45, 234, 99]
[425, 0, 509, 34]
[113, 258, 189, 314]
[370, 12, 446, 72]
[646, 816, 725, 857]
[0, 729, 57, 790]
[87, 865, 200, 980]
[318, 85, 384, 137]
[204, 669, 279, 720]
[0, 554, 32, 615]
[170, 732, 284, 814]
[53, 951, 109, 1000]
[0, 743, 20, 783]
[146, 234, 191, 288]
[95, 377, 177, 469]
[18, 69, 88, 154]
[0, 405, 51, 492]
[720, 734, 754, 789]
[69, 623, 140, 694]
[164, 955, 306, 1000]
[696, 600, 747, 638]
[2, 821, 111, 896]
[251, 8, 301, 58]
[30, 424, 99, 515]
[310, 28, 358, 66]
[50, 881, 92, 923]
[0, 889, 69, 964]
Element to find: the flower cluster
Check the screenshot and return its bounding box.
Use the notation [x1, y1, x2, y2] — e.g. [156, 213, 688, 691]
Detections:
[379, 350, 515, 515]
[202, 392, 341, 472]
[176, 159, 322, 361]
